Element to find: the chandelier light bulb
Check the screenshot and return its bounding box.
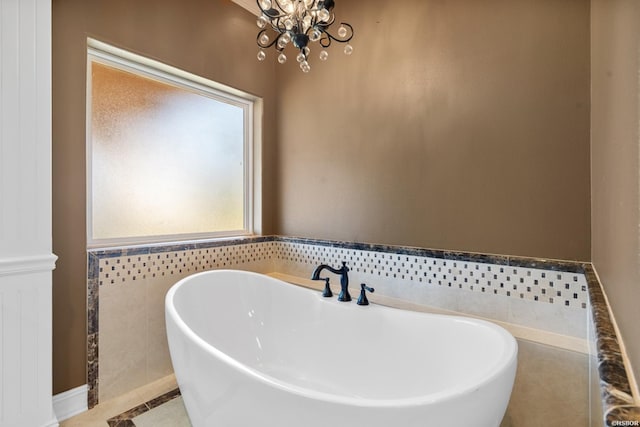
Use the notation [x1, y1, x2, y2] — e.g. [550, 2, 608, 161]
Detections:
[318, 8, 330, 22]
[257, 50, 266, 61]
[284, 18, 294, 31]
[259, 0, 271, 9]
[259, 33, 270, 45]
[281, 0, 294, 14]
[296, 52, 306, 63]
[338, 25, 348, 38]
[278, 53, 287, 64]
[310, 28, 322, 42]
[300, 61, 311, 73]
[344, 44, 353, 55]
[257, 16, 268, 29]
[319, 50, 329, 61]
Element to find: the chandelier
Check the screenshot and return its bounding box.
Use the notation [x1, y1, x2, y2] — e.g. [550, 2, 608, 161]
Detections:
[255, 0, 354, 73]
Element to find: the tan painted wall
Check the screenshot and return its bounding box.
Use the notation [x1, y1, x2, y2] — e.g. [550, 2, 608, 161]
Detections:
[52, 0, 278, 393]
[275, 0, 591, 261]
[591, 0, 640, 390]
[53, 0, 595, 395]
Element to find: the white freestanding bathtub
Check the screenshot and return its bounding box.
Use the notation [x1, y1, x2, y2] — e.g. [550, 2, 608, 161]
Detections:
[165, 270, 517, 427]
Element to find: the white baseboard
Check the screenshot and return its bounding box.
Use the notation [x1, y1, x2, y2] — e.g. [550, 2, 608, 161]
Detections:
[41, 418, 60, 427]
[53, 384, 88, 422]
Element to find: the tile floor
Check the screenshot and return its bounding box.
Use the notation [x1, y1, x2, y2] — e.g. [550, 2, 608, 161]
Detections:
[132, 395, 190, 427]
[500, 340, 589, 426]
[60, 375, 179, 427]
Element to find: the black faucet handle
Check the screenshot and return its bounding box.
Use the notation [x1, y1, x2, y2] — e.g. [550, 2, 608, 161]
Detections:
[321, 277, 333, 298]
[357, 283, 375, 305]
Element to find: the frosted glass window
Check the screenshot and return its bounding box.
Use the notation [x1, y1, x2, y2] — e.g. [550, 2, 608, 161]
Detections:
[88, 51, 254, 246]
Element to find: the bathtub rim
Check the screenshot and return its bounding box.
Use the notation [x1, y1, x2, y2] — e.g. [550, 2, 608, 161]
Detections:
[165, 269, 518, 409]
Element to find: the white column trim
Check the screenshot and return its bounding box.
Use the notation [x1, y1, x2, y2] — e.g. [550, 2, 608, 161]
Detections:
[0, 0, 56, 425]
[0, 254, 58, 277]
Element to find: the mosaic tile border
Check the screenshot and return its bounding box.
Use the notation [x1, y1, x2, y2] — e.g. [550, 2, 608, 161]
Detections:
[87, 235, 640, 424]
[94, 239, 589, 308]
[274, 239, 589, 308]
[277, 236, 587, 273]
[96, 243, 275, 286]
[106, 388, 181, 427]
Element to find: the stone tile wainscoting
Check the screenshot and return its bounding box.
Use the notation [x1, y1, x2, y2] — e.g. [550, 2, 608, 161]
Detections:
[87, 236, 640, 426]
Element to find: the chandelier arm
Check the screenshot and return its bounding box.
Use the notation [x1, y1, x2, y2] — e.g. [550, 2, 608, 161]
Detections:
[271, 16, 288, 33]
[273, 0, 291, 14]
[319, 32, 332, 48]
[321, 13, 336, 27]
[256, 0, 287, 19]
[322, 22, 354, 43]
[308, 13, 335, 31]
[256, 29, 282, 49]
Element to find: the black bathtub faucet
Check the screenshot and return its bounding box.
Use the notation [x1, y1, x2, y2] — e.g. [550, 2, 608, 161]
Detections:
[311, 261, 351, 301]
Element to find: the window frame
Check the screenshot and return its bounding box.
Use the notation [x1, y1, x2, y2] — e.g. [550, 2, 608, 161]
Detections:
[86, 39, 261, 248]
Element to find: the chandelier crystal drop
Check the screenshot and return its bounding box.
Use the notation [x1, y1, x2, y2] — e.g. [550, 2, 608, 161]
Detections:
[256, 0, 354, 73]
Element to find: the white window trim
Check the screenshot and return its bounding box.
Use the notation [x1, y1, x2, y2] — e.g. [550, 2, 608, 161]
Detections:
[86, 38, 262, 248]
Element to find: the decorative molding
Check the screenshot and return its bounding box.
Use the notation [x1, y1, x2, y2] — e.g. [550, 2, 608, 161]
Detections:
[230, 0, 259, 16]
[53, 385, 88, 422]
[0, 254, 58, 277]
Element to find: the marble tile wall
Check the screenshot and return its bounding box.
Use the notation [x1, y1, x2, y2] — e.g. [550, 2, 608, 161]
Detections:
[589, 303, 605, 426]
[89, 239, 276, 405]
[273, 238, 588, 337]
[584, 266, 640, 425]
[87, 235, 640, 425]
[276, 240, 589, 308]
